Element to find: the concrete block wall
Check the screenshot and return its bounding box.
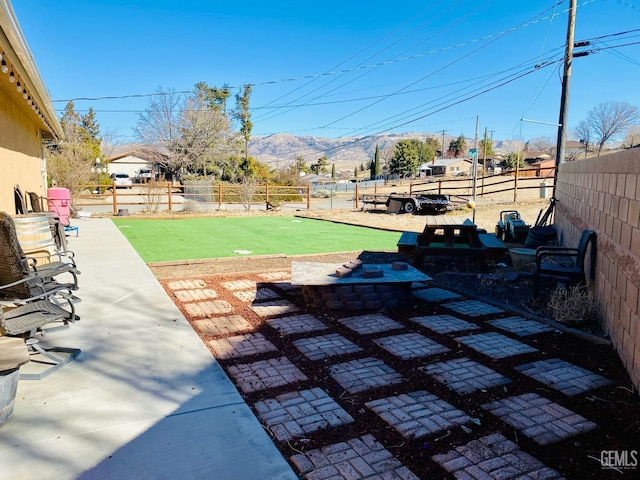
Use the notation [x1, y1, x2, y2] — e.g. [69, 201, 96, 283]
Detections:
[555, 149, 640, 391]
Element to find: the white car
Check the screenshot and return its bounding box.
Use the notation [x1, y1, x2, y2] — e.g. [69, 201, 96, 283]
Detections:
[136, 168, 153, 183]
[111, 173, 133, 189]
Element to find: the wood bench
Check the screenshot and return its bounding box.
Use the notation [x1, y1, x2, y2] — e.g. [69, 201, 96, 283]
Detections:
[397, 231, 419, 255]
[478, 233, 508, 260]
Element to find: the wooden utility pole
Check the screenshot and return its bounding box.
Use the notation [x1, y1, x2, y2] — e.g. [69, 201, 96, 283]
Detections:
[555, 0, 577, 172]
[472, 116, 479, 223]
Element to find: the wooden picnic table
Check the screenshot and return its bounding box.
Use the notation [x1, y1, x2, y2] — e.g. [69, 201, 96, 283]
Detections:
[397, 216, 508, 265]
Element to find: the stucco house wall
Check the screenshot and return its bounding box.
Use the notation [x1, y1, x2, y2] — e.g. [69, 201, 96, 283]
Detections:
[554, 149, 640, 391]
[0, 1, 63, 212]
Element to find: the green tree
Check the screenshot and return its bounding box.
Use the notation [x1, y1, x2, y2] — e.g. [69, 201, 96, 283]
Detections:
[371, 144, 381, 178]
[331, 163, 336, 179]
[389, 139, 420, 177]
[310, 156, 329, 174]
[80, 107, 101, 159]
[479, 137, 494, 156]
[502, 151, 526, 169]
[293, 156, 310, 174]
[233, 84, 253, 164]
[448, 134, 467, 157]
[195, 82, 231, 112]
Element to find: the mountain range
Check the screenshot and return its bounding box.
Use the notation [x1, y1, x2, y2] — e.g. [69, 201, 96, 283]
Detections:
[248, 132, 519, 170]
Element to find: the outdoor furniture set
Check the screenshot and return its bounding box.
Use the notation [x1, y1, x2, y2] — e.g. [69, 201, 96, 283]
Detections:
[0, 211, 81, 384]
[397, 215, 597, 298]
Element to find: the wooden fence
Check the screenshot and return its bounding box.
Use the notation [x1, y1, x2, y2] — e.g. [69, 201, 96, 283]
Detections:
[75, 166, 554, 214]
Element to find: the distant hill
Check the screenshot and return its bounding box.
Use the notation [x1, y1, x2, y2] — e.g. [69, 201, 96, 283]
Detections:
[248, 132, 440, 169]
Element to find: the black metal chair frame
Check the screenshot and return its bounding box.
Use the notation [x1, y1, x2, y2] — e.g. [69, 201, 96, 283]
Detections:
[532, 229, 597, 298]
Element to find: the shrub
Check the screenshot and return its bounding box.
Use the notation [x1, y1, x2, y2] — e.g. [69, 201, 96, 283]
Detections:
[546, 284, 599, 325]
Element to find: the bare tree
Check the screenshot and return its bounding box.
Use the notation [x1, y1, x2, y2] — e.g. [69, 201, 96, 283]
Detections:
[47, 143, 95, 199]
[586, 101, 639, 155]
[135, 86, 240, 180]
[573, 120, 592, 159]
[134, 87, 185, 178]
[173, 93, 238, 176]
[527, 136, 555, 154]
[623, 125, 640, 148]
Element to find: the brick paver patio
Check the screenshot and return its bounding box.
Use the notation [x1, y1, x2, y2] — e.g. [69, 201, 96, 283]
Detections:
[412, 287, 462, 302]
[432, 433, 564, 478]
[329, 357, 404, 394]
[409, 314, 480, 334]
[165, 272, 633, 480]
[254, 388, 354, 441]
[226, 356, 308, 393]
[455, 332, 539, 359]
[422, 357, 512, 394]
[487, 315, 556, 336]
[184, 299, 234, 317]
[208, 332, 278, 359]
[366, 391, 472, 439]
[337, 313, 404, 335]
[481, 392, 598, 445]
[443, 299, 505, 317]
[250, 299, 300, 317]
[293, 333, 363, 360]
[173, 288, 218, 302]
[372, 332, 449, 359]
[167, 279, 206, 290]
[515, 358, 613, 395]
[221, 279, 256, 290]
[266, 313, 328, 336]
[290, 434, 419, 480]
[233, 287, 281, 303]
[193, 314, 252, 336]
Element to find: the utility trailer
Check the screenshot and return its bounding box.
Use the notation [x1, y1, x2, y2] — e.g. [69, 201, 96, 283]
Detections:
[362, 193, 454, 215]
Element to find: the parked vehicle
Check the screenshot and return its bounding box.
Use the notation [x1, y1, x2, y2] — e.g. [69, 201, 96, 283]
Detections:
[136, 168, 153, 183]
[110, 173, 133, 189]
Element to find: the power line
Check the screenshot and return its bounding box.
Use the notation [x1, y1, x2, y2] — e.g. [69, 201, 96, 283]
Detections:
[53, 2, 574, 105]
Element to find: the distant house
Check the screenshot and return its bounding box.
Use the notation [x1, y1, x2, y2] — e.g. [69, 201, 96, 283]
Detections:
[0, 2, 64, 212]
[504, 151, 556, 178]
[106, 148, 167, 179]
[423, 158, 474, 177]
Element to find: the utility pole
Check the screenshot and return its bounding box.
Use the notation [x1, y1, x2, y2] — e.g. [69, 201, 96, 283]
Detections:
[555, 0, 576, 173]
[472, 116, 479, 223]
[440, 130, 446, 159]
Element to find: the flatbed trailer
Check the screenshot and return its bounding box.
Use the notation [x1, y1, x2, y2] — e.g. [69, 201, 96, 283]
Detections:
[361, 193, 454, 215]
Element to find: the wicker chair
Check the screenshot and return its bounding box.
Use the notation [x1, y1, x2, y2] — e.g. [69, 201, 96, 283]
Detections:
[1, 294, 80, 380]
[0, 211, 80, 300]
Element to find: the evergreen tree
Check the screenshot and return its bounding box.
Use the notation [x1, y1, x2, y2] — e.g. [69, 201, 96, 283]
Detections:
[502, 151, 526, 169]
[233, 84, 253, 164]
[389, 139, 420, 177]
[195, 82, 231, 112]
[331, 163, 336, 179]
[80, 107, 102, 159]
[373, 144, 381, 177]
[448, 134, 467, 157]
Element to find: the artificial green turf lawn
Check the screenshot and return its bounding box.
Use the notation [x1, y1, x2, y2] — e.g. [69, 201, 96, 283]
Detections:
[112, 216, 401, 263]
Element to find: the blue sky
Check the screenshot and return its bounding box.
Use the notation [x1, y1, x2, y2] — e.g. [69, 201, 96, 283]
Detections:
[11, 0, 640, 146]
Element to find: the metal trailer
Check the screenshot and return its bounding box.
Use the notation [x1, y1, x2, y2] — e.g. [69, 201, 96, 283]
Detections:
[385, 193, 454, 215]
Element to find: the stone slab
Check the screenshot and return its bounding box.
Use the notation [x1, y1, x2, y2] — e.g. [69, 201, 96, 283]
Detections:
[290, 261, 431, 286]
